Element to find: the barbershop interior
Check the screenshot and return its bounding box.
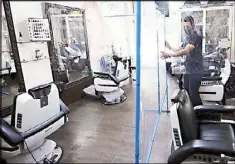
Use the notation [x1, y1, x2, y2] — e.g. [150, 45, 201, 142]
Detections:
[1, 1, 235, 164]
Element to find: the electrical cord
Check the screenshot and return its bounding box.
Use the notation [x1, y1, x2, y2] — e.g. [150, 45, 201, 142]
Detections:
[23, 139, 39, 164]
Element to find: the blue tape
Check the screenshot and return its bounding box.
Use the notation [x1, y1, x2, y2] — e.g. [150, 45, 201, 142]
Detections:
[145, 114, 161, 163]
[135, 1, 141, 164]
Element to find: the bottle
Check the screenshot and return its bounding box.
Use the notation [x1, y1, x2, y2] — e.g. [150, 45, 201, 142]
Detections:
[85, 66, 90, 76]
[18, 32, 24, 43]
[119, 47, 122, 57]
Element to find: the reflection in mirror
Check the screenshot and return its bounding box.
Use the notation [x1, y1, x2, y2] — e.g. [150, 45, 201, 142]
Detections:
[48, 6, 90, 83]
[1, 7, 19, 115]
[205, 9, 229, 54]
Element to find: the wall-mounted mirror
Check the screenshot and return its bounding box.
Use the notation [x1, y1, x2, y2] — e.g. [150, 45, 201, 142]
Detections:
[43, 3, 91, 86]
[205, 9, 229, 54]
[1, 6, 20, 116]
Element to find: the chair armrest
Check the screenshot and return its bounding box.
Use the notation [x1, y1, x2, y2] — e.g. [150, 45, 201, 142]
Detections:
[194, 105, 235, 113]
[93, 72, 119, 85]
[168, 140, 235, 164]
[203, 69, 219, 73]
[201, 76, 222, 81]
[60, 99, 69, 114]
[198, 120, 235, 125]
[0, 118, 23, 147]
[171, 89, 185, 104]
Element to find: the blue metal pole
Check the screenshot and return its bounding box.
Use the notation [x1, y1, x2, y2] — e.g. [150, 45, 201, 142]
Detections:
[135, 1, 141, 164]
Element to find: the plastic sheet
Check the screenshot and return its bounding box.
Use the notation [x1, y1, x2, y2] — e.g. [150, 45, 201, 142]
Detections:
[138, 2, 159, 163]
[157, 11, 168, 113]
[138, 2, 168, 163]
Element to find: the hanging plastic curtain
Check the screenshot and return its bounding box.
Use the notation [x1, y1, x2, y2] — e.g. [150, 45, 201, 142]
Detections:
[139, 2, 159, 163]
[157, 11, 168, 113]
[136, 1, 168, 163]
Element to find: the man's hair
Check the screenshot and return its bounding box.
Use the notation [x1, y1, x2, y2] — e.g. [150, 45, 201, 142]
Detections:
[183, 15, 194, 26]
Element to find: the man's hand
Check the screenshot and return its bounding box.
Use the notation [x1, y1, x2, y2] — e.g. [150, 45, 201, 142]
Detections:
[160, 51, 171, 59]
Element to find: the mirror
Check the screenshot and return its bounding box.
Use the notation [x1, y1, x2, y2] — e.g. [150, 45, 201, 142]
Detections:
[205, 9, 229, 54]
[43, 3, 91, 84]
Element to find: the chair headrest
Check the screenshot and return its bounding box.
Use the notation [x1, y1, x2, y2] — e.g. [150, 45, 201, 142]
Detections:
[171, 89, 186, 104]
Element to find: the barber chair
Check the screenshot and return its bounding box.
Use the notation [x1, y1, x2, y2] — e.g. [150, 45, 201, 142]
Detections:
[199, 40, 231, 104]
[225, 62, 235, 99]
[83, 56, 130, 105]
[169, 89, 235, 164]
[199, 58, 231, 104]
[1, 83, 69, 163]
[175, 56, 231, 105]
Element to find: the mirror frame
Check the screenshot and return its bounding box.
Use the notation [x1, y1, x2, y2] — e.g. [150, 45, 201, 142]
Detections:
[42, 2, 92, 90]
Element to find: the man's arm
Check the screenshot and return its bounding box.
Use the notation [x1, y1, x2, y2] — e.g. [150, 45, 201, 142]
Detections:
[170, 34, 199, 57]
[170, 46, 184, 52]
[161, 34, 199, 59]
[170, 44, 195, 57]
[165, 41, 183, 52]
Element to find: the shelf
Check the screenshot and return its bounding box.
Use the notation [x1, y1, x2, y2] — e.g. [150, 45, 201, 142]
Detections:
[2, 51, 12, 53]
[20, 57, 50, 63]
[17, 41, 50, 44]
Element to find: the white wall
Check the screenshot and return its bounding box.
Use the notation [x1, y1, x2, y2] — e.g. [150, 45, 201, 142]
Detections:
[10, 1, 53, 91]
[165, 2, 184, 47]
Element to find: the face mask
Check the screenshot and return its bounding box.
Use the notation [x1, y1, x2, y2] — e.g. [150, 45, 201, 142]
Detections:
[184, 27, 193, 36]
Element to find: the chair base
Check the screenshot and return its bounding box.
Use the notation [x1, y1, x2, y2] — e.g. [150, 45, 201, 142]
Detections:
[171, 143, 233, 164]
[83, 85, 127, 105]
[100, 94, 127, 105]
[6, 139, 63, 164]
[181, 154, 231, 164]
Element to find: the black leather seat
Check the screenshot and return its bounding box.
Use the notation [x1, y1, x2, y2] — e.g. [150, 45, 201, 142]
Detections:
[200, 124, 234, 142]
[169, 89, 235, 164]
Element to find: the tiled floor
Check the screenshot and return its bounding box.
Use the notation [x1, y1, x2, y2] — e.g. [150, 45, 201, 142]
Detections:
[48, 75, 178, 163]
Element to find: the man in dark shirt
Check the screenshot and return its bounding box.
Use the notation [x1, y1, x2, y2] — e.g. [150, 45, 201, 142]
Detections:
[161, 15, 203, 106]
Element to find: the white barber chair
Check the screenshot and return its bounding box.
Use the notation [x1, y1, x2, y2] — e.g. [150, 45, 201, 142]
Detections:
[1, 83, 69, 163]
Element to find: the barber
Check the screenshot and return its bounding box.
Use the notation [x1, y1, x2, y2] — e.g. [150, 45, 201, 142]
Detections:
[161, 15, 204, 106]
